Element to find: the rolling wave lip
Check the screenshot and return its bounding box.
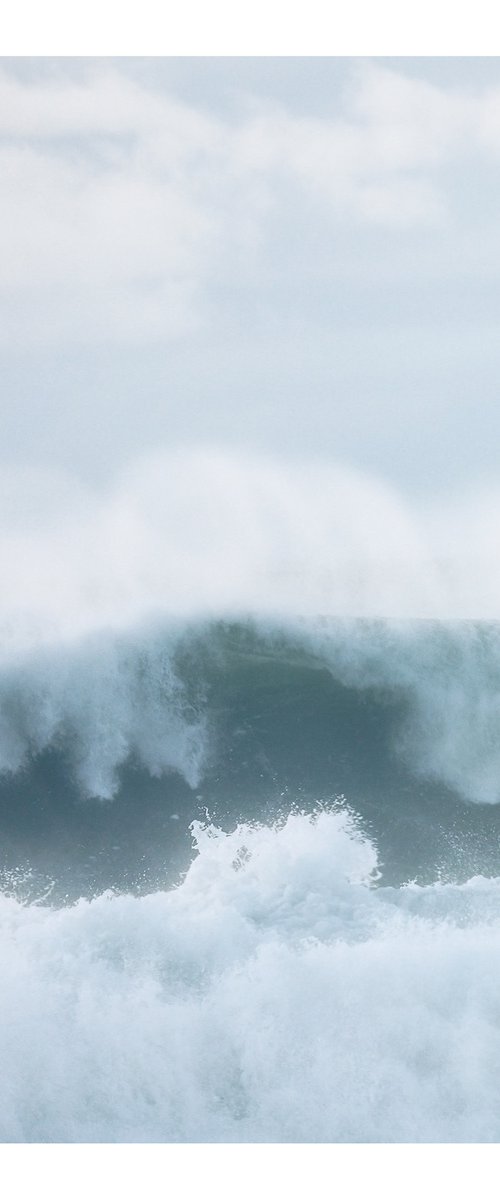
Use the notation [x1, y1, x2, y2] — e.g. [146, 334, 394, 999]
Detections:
[0, 612, 500, 802]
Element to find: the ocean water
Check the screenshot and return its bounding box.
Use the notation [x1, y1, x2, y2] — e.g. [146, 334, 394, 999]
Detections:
[2, 614, 500, 1142]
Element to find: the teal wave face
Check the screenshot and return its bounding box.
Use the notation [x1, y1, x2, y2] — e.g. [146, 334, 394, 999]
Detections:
[2, 616, 500, 901]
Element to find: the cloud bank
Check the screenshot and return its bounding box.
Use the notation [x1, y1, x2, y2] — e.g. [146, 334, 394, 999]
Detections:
[3, 59, 500, 347]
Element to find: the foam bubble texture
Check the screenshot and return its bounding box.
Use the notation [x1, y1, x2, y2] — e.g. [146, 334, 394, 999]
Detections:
[2, 811, 500, 1142]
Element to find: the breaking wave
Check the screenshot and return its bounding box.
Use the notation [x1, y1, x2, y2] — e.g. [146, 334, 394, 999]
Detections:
[3, 449, 500, 1142]
[1, 614, 500, 805]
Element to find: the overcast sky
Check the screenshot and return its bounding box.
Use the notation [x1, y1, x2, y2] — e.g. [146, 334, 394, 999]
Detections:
[2, 56, 500, 496]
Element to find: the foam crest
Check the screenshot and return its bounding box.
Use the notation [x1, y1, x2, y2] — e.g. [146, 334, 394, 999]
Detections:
[295, 618, 500, 804]
[2, 811, 500, 1143]
[0, 628, 207, 797]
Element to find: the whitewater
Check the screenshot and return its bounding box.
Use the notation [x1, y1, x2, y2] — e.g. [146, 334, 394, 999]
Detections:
[3, 450, 500, 1142]
[3, 808, 500, 1143]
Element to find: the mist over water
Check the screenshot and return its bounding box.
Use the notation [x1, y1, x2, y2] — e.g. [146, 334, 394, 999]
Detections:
[3, 447, 500, 655]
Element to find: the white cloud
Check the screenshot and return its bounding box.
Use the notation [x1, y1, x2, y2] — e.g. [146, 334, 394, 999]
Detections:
[0, 60, 499, 346]
[0, 67, 170, 137]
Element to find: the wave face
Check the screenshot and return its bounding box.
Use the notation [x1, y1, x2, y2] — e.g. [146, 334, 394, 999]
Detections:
[3, 614, 500, 1141]
[2, 616, 500, 896]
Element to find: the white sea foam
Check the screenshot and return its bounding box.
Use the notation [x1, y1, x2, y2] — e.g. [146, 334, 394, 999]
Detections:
[1, 810, 500, 1143]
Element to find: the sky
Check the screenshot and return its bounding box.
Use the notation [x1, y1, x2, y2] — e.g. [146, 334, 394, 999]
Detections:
[3, 56, 500, 635]
[2, 56, 500, 497]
